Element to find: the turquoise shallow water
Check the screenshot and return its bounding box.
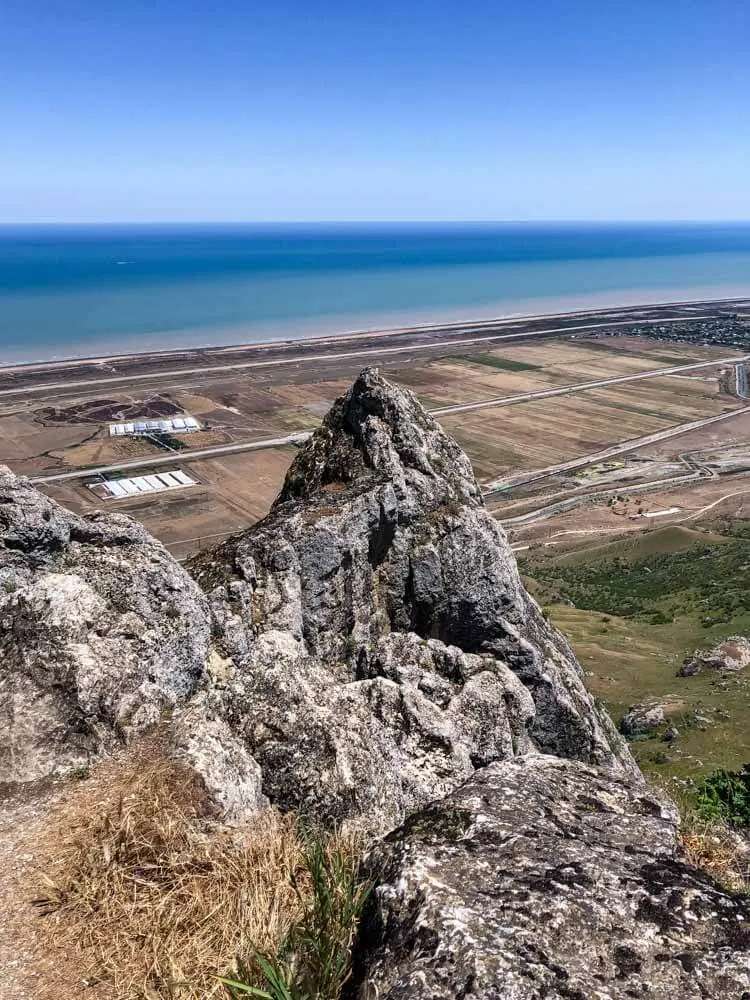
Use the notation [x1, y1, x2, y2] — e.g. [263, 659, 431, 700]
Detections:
[1, 223, 750, 362]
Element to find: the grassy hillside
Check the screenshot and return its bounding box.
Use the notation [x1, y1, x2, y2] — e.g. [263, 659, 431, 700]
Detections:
[519, 523, 750, 786]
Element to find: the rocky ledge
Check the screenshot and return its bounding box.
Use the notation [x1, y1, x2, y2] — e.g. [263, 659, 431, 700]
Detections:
[350, 755, 750, 999]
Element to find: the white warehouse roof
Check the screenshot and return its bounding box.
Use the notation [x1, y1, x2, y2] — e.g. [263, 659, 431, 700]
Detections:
[109, 415, 202, 437]
[98, 469, 198, 499]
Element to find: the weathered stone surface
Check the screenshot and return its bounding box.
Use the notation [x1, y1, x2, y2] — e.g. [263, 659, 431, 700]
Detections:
[680, 636, 750, 676]
[350, 755, 750, 1000]
[191, 368, 634, 830]
[0, 468, 213, 782]
[620, 699, 667, 736]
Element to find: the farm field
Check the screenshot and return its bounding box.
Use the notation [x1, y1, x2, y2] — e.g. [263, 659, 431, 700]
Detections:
[0, 333, 745, 561]
[441, 368, 736, 480]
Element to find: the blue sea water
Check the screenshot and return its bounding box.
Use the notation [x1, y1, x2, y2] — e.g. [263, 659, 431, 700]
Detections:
[1, 222, 750, 363]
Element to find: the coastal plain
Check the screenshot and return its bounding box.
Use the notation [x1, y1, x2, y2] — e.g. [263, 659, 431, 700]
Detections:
[9, 332, 740, 556]
[5, 301, 750, 817]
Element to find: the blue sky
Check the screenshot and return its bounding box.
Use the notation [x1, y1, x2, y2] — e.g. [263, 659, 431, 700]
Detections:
[1, 0, 748, 222]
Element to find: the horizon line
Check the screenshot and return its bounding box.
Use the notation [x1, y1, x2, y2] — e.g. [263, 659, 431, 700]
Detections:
[2, 218, 750, 228]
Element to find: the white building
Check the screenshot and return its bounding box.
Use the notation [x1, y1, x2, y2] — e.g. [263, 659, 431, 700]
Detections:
[109, 415, 202, 437]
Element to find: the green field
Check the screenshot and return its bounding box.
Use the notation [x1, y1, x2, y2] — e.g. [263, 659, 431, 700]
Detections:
[519, 523, 750, 786]
[461, 353, 542, 372]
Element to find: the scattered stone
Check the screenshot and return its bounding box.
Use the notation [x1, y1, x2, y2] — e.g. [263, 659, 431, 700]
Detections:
[620, 699, 666, 736]
[679, 636, 750, 676]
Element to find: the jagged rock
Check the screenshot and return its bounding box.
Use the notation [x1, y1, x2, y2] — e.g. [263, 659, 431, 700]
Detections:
[350, 755, 750, 1000]
[0, 468, 215, 782]
[680, 636, 750, 676]
[191, 368, 634, 830]
[620, 699, 667, 736]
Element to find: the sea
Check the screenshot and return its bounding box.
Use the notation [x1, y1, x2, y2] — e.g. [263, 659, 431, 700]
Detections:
[1, 222, 750, 363]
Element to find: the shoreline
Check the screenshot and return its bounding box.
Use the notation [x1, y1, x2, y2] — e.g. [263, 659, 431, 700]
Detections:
[2, 287, 750, 374]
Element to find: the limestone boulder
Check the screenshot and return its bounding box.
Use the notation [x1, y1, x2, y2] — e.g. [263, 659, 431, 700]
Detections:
[350, 755, 750, 1000]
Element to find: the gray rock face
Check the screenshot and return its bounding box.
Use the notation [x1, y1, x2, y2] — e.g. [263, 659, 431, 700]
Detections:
[351, 755, 750, 1000]
[680, 636, 750, 676]
[191, 368, 634, 830]
[0, 468, 212, 781]
[620, 699, 667, 736]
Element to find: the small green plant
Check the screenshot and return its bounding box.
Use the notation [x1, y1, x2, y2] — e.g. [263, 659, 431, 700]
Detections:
[66, 764, 91, 781]
[695, 765, 750, 826]
[218, 828, 369, 1000]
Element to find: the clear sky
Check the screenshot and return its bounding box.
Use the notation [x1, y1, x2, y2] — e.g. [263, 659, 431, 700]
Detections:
[1, 0, 748, 223]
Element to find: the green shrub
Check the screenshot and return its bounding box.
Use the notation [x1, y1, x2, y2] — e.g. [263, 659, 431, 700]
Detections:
[532, 539, 750, 622]
[695, 765, 750, 826]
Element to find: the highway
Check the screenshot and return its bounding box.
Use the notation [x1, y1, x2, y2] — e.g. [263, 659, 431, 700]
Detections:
[497, 452, 710, 527]
[483, 406, 749, 495]
[0, 313, 717, 399]
[431, 353, 749, 416]
[32, 433, 312, 484]
[501, 470, 704, 527]
[29, 355, 749, 486]
[506, 487, 750, 540]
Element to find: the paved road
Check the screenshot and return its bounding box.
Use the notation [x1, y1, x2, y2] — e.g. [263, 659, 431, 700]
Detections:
[0, 313, 716, 399]
[737, 363, 748, 399]
[484, 406, 750, 495]
[30, 357, 749, 485]
[500, 471, 705, 527]
[509, 486, 750, 542]
[33, 432, 312, 483]
[432, 353, 749, 416]
[496, 452, 711, 527]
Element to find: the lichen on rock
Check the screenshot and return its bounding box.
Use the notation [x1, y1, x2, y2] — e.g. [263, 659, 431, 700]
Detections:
[0, 467, 212, 781]
[350, 755, 750, 999]
[190, 368, 635, 830]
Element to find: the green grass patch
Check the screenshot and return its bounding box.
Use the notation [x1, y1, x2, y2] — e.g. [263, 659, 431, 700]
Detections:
[220, 829, 369, 1000]
[461, 353, 542, 372]
[521, 522, 750, 785]
[525, 524, 750, 624]
[695, 766, 750, 825]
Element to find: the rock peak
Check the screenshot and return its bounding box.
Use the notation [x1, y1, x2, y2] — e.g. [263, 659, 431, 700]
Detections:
[190, 368, 636, 829]
[277, 367, 481, 508]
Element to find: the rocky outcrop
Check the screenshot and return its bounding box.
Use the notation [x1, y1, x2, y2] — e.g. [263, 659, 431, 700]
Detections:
[680, 636, 750, 676]
[0, 469, 265, 814]
[0, 370, 632, 830]
[350, 755, 750, 1000]
[4, 369, 750, 998]
[190, 368, 633, 830]
[0, 468, 212, 781]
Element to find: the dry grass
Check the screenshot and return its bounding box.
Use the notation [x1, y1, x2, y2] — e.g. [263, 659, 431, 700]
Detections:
[31, 739, 316, 999]
[680, 818, 750, 894]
